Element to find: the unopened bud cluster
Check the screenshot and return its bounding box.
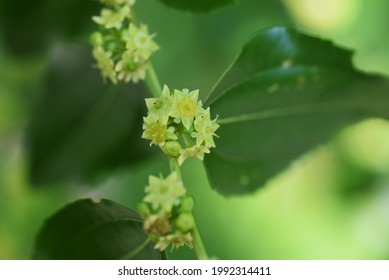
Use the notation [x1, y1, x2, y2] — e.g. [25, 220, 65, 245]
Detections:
[139, 172, 195, 251]
[142, 85, 219, 165]
[91, 0, 159, 84]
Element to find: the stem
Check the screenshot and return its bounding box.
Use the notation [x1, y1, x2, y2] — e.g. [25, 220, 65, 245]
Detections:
[169, 157, 182, 179]
[181, 133, 191, 148]
[168, 157, 209, 260]
[145, 61, 162, 98]
[120, 238, 150, 260]
[193, 224, 208, 260]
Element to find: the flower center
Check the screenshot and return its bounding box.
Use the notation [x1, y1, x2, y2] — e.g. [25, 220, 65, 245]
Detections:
[159, 185, 169, 194]
[178, 97, 196, 117]
[149, 124, 167, 143]
[134, 32, 149, 48]
[154, 99, 164, 110]
[125, 60, 138, 71]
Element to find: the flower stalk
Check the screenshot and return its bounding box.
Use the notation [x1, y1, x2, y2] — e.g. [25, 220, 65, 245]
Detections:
[91, 0, 159, 84]
[91, 0, 219, 260]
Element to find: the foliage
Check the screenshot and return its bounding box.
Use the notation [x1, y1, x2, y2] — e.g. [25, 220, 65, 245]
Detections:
[204, 27, 389, 195]
[157, 0, 235, 13]
[1, 0, 389, 260]
[33, 199, 165, 259]
[27, 45, 154, 184]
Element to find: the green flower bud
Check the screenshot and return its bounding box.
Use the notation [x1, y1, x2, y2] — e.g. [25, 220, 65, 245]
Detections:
[124, 60, 138, 71]
[160, 140, 182, 158]
[148, 232, 159, 243]
[175, 213, 195, 233]
[107, 41, 118, 53]
[137, 202, 150, 218]
[90, 32, 104, 46]
[179, 196, 195, 213]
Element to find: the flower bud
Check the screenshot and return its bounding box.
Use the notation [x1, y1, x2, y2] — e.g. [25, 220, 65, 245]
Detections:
[175, 213, 195, 232]
[107, 41, 118, 53]
[137, 202, 150, 218]
[160, 140, 182, 158]
[179, 196, 195, 213]
[90, 32, 104, 46]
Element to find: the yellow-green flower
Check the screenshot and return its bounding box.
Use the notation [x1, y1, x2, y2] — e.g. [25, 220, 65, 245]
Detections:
[155, 231, 193, 251]
[192, 107, 219, 148]
[125, 23, 159, 60]
[142, 115, 177, 146]
[144, 172, 186, 213]
[145, 85, 173, 124]
[92, 6, 130, 29]
[178, 145, 210, 166]
[115, 51, 148, 83]
[92, 46, 117, 84]
[170, 89, 203, 130]
[154, 236, 170, 251]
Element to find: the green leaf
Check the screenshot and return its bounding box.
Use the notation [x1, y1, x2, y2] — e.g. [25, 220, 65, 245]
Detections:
[26, 44, 155, 185]
[33, 199, 165, 259]
[158, 0, 235, 13]
[0, 0, 98, 55]
[204, 27, 389, 195]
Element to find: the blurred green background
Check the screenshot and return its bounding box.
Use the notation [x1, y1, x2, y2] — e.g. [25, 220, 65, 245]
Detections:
[1, 0, 389, 259]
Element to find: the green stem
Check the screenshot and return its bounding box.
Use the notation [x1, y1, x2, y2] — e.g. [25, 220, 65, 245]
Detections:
[193, 224, 208, 260]
[120, 238, 150, 260]
[169, 157, 182, 179]
[168, 157, 209, 260]
[145, 61, 162, 98]
[181, 133, 191, 148]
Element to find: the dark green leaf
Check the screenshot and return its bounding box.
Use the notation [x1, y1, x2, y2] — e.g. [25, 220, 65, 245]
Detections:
[204, 27, 389, 195]
[26, 44, 155, 185]
[0, 0, 98, 55]
[33, 199, 164, 259]
[158, 0, 235, 13]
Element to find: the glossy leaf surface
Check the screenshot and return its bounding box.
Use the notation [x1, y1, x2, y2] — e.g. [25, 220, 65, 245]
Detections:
[204, 27, 389, 195]
[33, 199, 164, 259]
[27, 44, 155, 185]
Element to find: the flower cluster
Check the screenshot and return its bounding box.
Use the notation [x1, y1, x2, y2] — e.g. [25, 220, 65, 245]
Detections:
[142, 85, 219, 165]
[139, 172, 195, 251]
[91, 0, 159, 84]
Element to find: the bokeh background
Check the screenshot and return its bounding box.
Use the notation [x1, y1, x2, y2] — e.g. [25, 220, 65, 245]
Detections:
[1, 0, 389, 259]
